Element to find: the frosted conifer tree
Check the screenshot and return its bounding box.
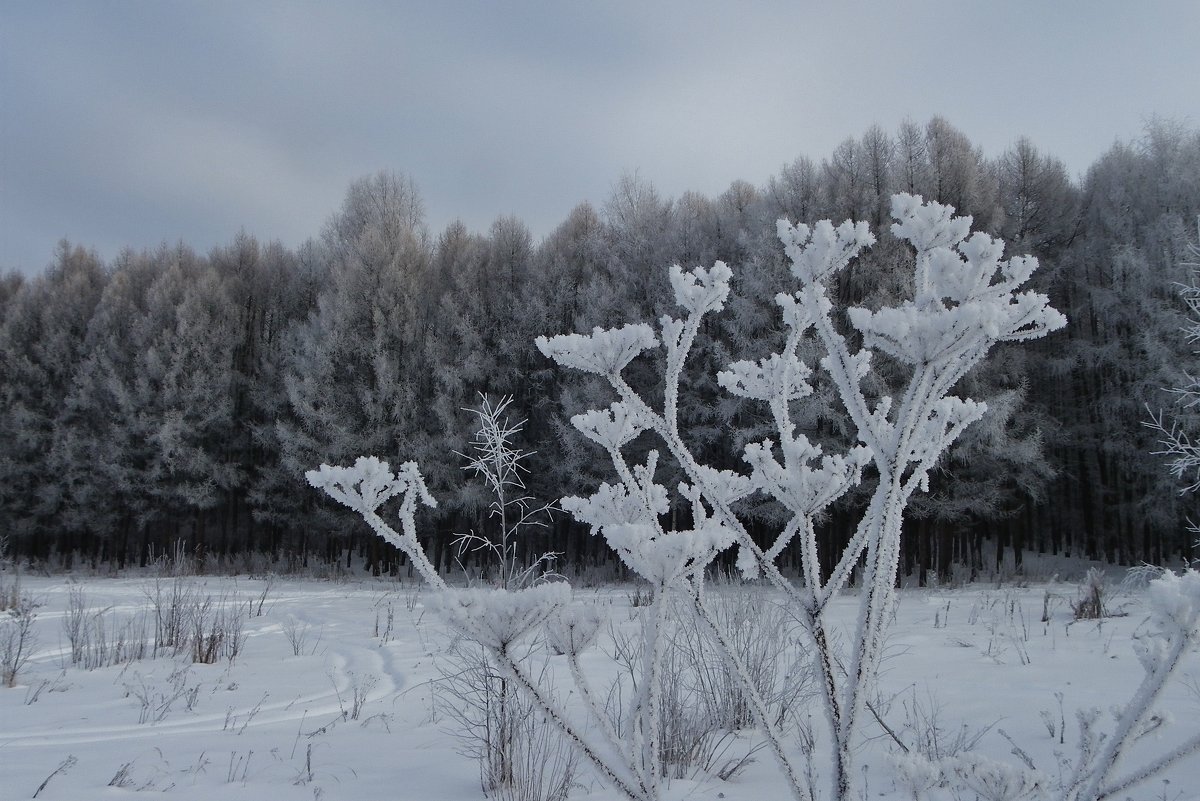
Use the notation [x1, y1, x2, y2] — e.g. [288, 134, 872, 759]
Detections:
[0, 244, 106, 546]
[281, 172, 439, 554]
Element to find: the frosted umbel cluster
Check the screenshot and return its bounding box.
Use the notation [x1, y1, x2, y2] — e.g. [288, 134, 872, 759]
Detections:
[538, 194, 1065, 801]
[306, 457, 442, 586]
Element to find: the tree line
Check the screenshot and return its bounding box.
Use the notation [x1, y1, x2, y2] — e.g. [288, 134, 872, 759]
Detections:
[2, 116, 1198, 580]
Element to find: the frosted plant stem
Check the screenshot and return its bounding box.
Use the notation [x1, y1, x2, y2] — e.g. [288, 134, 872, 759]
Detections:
[361, 508, 446, 590]
[793, 518, 847, 788]
[837, 478, 905, 801]
[662, 313, 703, 433]
[826, 349, 939, 801]
[496, 645, 650, 801]
[566, 649, 637, 767]
[797, 518, 822, 597]
[816, 493, 885, 611]
[691, 586, 812, 801]
[1076, 631, 1192, 801]
[640, 588, 667, 797]
[1061, 714, 1101, 801]
[805, 289, 884, 454]
[764, 516, 804, 566]
[803, 603, 845, 795]
[1096, 731, 1200, 801]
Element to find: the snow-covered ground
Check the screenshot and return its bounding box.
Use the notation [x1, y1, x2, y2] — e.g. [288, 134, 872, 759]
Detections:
[2, 572, 1198, 801]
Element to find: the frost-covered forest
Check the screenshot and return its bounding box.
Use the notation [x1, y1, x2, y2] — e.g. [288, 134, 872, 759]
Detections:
[2, 117, 1199, 579]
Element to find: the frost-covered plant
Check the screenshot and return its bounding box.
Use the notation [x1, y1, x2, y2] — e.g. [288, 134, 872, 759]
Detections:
[309, 456, 652, 799]
[889, 752, 943, 801]
[63, 589, 151, 670]
[943, 752, 1047, 801]
[452, 394, 558, 589]
[1056, 569, 1200, 801]
[536, 194, 1065, 801]
[918, 570, 1200, 801]
[1070, 567, 1107, 620]
[441, 397, 581, 801]
[2, 592, 39, 687]
[438, 638, 579, 801]
[187, 592, 246, 664]
[311, 406, 644, 798]
[594, 592, 778, 782]
[310, 195, 1066, 801]
[672, 586, 805, 732]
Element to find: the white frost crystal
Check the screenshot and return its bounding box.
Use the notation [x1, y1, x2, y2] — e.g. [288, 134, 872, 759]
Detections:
[718, 353, 813, 402]
[668, 261, 732, 315]
[571, 402, 648, 451]
[535, 323, 658, 377]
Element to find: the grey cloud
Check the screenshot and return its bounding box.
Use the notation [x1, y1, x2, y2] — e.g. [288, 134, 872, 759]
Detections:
[2, 1, 1197, 275]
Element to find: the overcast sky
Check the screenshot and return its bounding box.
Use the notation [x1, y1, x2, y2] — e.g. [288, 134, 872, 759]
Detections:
[1, 1, 1196, 276]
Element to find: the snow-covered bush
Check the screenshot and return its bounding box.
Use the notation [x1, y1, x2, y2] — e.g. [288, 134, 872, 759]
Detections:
[672, 585, 805, 733]
[63, 588, 152, 669]
[437, 637, 580, 801]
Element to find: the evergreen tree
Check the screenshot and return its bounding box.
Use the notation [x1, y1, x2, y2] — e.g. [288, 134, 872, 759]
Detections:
[0, 243, 106, 555]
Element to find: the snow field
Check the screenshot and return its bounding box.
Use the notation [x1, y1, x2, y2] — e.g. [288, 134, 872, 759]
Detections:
[1, 574, 1198, 800]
